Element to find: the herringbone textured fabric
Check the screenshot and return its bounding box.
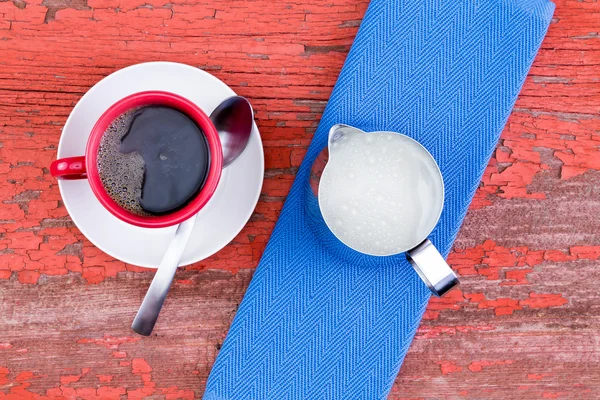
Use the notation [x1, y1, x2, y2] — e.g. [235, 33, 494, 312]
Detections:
[204, 0, 554, 398]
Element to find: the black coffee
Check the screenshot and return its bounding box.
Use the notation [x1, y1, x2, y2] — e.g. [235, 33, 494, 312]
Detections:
[97, 106, 210, 215]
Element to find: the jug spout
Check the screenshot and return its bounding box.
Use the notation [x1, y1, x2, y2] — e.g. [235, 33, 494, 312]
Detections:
[328, 124, 365, 150]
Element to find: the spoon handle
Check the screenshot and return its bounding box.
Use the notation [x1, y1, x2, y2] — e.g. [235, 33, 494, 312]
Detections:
[132, 215, 197, 336]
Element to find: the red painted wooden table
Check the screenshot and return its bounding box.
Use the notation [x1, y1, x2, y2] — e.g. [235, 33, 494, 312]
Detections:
[1, 0, 599, 398]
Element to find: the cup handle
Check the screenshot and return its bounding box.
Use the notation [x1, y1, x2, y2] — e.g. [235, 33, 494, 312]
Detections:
[406, 239, 459, 297]
[50, 156, 88, 180]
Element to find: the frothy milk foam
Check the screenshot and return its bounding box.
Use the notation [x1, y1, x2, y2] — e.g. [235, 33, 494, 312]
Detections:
[318, 130, 444, 256]
[97, 108, 148, 216]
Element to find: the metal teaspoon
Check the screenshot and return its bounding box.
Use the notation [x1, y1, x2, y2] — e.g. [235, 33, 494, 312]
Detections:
[132, 96, 254, 336]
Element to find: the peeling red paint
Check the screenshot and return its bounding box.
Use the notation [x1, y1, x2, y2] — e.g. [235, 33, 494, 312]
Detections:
[528, 373, 552, 380]
[447, 240, 600, 286]
[17, 270, 40, 285]
[464, 292, 568, 316]
[543, 392, 566, 399]
[478, 298, 523, 316]
[570, 246, 600, 259]
[431, 287, 569, 319]
[436, 361, 462, 375]
[520, 293, 568, 309]
[131, 358, 152, 374]
[416, 325, 495, 339]
[2, 355, 198, 398]
[15, 371, 35, 382]
[473, 107, 600, 210]
[0, 366, 9, 385]
[427, 289, 464, 311]
[160, 387, 196, 399]
[468, 360, 514, 372]
[59, 375, 80, 385]
[96, 374, 113, 383]
[421, 310, 439, 320]
[77, 335, 141, 349]
[489, 162, 546, 200]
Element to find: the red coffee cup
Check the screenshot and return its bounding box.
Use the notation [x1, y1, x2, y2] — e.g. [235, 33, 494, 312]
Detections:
[50, 91, 223, 229]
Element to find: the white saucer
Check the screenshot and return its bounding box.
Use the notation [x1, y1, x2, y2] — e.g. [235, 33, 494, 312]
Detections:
[57, 62, 264, 268]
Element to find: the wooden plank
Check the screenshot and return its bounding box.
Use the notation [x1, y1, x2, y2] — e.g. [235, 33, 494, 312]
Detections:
[1, 0, 599, 398]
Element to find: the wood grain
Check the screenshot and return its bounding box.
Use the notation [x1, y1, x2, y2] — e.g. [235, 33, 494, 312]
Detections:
[0, 0, 599, 398]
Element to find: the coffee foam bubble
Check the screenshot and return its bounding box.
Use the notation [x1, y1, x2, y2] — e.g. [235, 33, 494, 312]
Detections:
[97, 107, 150, 216]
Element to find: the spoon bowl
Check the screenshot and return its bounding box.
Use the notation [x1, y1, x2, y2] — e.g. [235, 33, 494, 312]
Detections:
[212, 96, 254, 167]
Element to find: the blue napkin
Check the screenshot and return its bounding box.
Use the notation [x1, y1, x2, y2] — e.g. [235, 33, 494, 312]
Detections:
[204, 0, 554, 398]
